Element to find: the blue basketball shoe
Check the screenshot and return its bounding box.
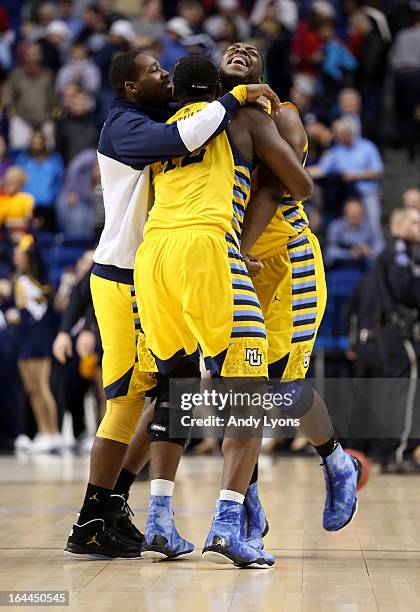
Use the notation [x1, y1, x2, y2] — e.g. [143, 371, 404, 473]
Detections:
[321, 444, 362, 531]
[202, 500, 275, 568]
[141, 496, 194, 560]
[243, 482, 269, 549]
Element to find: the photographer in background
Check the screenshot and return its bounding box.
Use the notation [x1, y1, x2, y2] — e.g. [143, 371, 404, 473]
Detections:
[373, 207, 420, 473]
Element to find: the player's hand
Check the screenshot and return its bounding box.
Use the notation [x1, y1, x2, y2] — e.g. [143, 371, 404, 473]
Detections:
[244, 255, 263, 277]
[53, 331, 73, 364]
[76, 330, 96, 359]
[244, 84, 281, 114]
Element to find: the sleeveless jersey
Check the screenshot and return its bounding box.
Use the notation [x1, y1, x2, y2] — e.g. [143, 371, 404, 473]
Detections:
[250, 102, 310, 260]
[145, 102, 253, 248]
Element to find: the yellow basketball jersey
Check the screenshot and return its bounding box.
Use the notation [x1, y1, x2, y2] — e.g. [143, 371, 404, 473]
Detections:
[250, 103, 310, 260]
[145, 102, 253, 247]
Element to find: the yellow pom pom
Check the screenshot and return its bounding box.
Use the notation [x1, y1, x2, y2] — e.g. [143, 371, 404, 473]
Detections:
[79, 354, 97, 380]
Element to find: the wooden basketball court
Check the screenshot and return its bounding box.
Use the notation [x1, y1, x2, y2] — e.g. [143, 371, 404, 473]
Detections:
[1, 454, 419, 611]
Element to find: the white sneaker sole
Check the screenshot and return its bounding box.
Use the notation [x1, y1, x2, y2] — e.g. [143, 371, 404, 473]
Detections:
[202, 551, 234, 565]
[202, 550, 272, 569]
[141, 550, 195, 561]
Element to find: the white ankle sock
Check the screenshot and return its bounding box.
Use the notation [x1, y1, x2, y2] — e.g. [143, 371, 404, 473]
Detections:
[219, 489, 244, 504]
[151, 479, 174, 497]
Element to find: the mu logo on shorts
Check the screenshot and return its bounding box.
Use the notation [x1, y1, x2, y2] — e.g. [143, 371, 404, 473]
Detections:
[245, 348, 263, 367]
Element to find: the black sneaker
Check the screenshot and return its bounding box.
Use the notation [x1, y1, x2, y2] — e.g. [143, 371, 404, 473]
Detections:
[64, 518, 141, 559]
[104, 494, 144, 545]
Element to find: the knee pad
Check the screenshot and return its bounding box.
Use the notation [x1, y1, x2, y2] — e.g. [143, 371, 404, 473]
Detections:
[149, 365, 201, 447]
[96, 393, 145, 444]
[149, 400, 188, 447]
[270, 379, 314, 418]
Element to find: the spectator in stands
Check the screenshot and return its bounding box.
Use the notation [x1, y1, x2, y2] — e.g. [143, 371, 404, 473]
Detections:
[58, 81, 83, 111]
[158, 17, 192, 71]
[402, 187, 420, 212]
[57, 0, 84, 41]
[55, 90, 99, 166]
[315, 17, 357, 107]
[309, 117, 384, 245]
[53, 250, 101, 452]
[132, 0, 165, 46]
[2, 43, 54, 150]
[56, 41, 101, 96]
[204, 0, 250, 41]
[305, 120, 333, 165]
[97, 0, 125, 24]
[76, 4, 108, 53]
[337, 88, 362, 139]
[12, 234, 61, 454]
[389, 7, 420, 160]
[289, 74, 316, 122]
[0, 136, 12, 181]
[37, 20, 71, 74]
[0, 7, 14, 81]
[325, 197, 380, 267]
[292, 0, 336, 78]
[0, 167, 34, 244]
[36, 2, 58, 36]
[177, 0, 205, 34]
[349, 9, 390, 147]
[265, 21, 294, 100]
[56, 148, 98, 240]
[16, 130, 64, 231]
[93, 19, 136, 88]
[250, 0, 298, 34]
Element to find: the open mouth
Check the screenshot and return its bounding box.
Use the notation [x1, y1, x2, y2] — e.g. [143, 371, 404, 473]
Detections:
[228, 55, 249, 68]
[161, 77, 171, 88]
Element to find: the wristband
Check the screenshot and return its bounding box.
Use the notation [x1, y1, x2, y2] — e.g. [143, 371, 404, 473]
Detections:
[230, 85, 248, 105]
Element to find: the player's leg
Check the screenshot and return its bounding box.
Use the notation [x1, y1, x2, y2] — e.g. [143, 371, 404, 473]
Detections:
[268, 233, 361, 531]
[65, 275, 154, 559]
[105, 398, 154, 544]
[134, 233, 199, 560]
[139, 362, 199, 560]
[200, 236, 274, 568]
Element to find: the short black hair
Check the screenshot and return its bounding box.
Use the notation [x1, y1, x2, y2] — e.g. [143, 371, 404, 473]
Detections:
[174, 55, 220, 102]
[109, 50, 140, 97]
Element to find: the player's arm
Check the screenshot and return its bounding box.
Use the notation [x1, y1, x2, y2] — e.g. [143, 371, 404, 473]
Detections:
[248, 107, 313, 202]
[109, 85, 280, 167]
[241, 105, 307, 255]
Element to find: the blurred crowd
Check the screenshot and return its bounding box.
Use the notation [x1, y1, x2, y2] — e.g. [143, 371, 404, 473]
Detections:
[0, 0, 419, 465]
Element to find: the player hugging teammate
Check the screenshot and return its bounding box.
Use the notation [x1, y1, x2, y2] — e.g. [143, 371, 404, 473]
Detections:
[65, 46, 362, 568]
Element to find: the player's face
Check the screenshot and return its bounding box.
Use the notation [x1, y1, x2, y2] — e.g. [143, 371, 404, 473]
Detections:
[219, 43, 263, 86]
[129, 53, 172, 106]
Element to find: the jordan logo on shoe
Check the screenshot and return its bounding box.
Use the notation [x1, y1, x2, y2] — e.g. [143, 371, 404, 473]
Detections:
[89, 493, 100, 502]
[211, 535, 230, 548]
[86, 532, 100, 546]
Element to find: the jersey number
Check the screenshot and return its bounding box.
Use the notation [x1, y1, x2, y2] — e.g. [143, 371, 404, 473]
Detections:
[164, 148, 206, 174]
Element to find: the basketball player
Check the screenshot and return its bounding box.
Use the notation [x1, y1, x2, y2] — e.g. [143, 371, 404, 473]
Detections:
[134, 56, 313, 567]
[65, 51, 281, 559]
[219, 42, 361, 542]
